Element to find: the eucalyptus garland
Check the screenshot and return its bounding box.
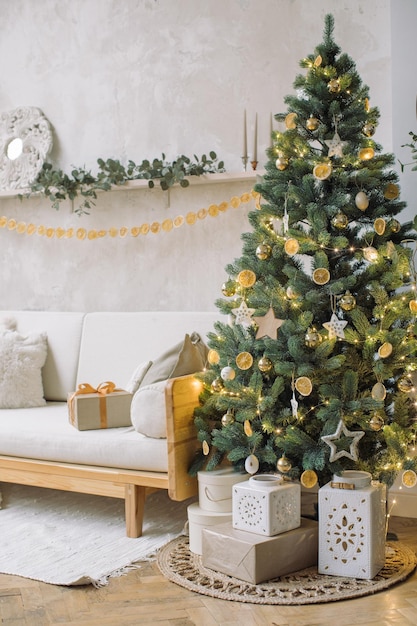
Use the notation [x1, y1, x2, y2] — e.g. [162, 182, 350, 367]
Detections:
[27, 152, 225, 214]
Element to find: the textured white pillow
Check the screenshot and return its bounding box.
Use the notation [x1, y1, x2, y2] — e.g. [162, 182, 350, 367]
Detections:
[130, 379, 167, 438]
[0, 329, 48, 408]
[125, 360, 153, 395]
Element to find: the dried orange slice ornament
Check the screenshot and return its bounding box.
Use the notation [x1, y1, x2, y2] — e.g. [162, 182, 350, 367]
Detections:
[312, 268, 330, 285]
[295, 376, 313, 396]
[378, 342, 393, 358]
[237, 269, 256, 288]
[300, 469, 318, 489]
[313, 163, 332, 180]
[402, 470, 417, 488]
[384, 183, 399, 200]
[285, 112, 298, 129]
[244, 420, 253, 436]
[207, 349, 220, 365]
[284, 238, 300, 255]
[236, 351, 253, 370]
[374, 218, 386, 235]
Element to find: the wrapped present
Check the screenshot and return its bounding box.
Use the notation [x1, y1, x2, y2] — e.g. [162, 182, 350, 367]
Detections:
[202, 518, 318, 584]
[68, 381, 132, 430]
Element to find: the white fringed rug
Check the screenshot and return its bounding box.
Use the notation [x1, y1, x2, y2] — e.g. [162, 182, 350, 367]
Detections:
[157, 535, 417, 605]
[0, 483, 194, 586]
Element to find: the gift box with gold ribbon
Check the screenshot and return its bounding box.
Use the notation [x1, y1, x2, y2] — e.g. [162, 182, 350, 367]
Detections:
[68, 381, 132, 430]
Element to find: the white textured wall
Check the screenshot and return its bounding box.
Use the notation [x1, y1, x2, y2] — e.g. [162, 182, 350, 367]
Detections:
[0, 0, 396, 312]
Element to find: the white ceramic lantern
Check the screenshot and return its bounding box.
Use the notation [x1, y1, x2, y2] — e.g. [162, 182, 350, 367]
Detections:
[318, 470, 386, 579]
[232, 474, 301, 536]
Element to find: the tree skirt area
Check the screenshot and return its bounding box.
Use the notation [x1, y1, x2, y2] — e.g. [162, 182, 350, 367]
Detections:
[0, 483, 193, 586]
[157, 535, 417, 605]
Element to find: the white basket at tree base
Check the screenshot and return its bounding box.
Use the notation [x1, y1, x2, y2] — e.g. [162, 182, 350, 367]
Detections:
[187, 502, 232, 555]
[232, 474, 301, 536]
[318, 470, 387, 580]
[197, 467, 248, 513]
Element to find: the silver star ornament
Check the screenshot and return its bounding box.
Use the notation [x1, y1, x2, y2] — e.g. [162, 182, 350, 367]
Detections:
[232, 300, 255, 329]
[323, 313, 347, 339]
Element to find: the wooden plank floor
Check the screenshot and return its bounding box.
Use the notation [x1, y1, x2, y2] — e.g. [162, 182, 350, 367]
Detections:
[0, 516, 416, 626]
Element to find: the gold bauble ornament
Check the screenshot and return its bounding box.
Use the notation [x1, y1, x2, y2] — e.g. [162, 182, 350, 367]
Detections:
[276, 156, 289, 171]
[409, 300, 417, 314]
[221, 366, 236, 381]
[211, 377, 224, 392]
[202, 440, 210, 455]
[359, 147, 375, 161]
[221, 279, 237, 297]
[363, 246, 378, 263]
[300, 469, 318, 488]
[306, 115, 319, 131]
[258, 356, 273, 373]
[362, 123, 376, 137]
[327, 78, 341, 93]
[256, 242, 272, 260]
[286, 285, 299, 300]
[277, 455, 292, 473]
[305, 328, 322, 348]
[389, 219, 401, 233]
[355, 191, 369, 211]
[369, 413, 384, 431]
[221, 410, 235, 426]
[339, 290, 356, 311]
[372, 381, 386, 401]
[331, 210, 349, 229]
[397, 376, 414, 393]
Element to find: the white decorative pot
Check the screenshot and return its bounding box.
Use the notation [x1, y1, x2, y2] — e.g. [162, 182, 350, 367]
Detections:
[232, 473, 301, 536]
[318, 470, 386, 579]
[198, 467, 247, 513]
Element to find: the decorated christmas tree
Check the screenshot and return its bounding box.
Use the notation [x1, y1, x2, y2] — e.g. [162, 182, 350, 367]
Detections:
[191, 14, 417, 490]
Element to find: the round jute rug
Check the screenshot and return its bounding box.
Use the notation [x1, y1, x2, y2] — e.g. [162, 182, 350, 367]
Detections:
[157, 536, 416, 605]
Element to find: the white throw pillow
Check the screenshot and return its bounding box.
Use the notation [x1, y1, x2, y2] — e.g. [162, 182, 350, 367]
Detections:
[125, 360, 153, 395]
[0, 329, 48, 408]
[130, 379, 167, 439]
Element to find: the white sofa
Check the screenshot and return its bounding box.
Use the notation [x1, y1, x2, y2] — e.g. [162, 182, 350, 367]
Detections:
[0, 311, 220, 537]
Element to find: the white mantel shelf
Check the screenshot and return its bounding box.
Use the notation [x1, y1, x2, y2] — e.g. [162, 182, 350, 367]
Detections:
[0, 170, 265, 200]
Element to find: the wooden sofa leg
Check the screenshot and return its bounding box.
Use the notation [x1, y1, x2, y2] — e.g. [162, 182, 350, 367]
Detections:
[125, 484, 146, 538]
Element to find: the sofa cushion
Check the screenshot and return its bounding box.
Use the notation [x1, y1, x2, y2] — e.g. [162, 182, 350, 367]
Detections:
[0, 328, 47, 408]
[140, 332, 208, 387]
[125, 360, 153, 395]
[130, 380, 167, 438]
[0, 311, 85, 402]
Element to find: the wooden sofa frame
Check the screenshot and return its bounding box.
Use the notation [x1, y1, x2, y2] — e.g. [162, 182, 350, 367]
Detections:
[0, 375, 201, 538]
